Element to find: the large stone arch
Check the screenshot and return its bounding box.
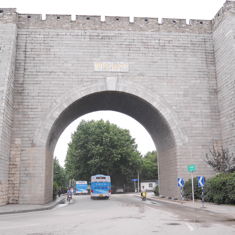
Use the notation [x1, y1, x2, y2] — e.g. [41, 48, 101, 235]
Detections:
[29, 79, 189, 204]
[34, 80, 188, 147]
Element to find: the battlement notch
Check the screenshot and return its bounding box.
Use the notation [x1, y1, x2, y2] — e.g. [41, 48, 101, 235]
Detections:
[15, 13, 212, 34]
[212, 0, 235, 29]
[0, 8, 17, 23]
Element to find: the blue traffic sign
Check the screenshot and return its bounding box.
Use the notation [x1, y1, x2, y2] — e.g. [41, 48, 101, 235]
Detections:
[131, 179, 138, 182]
[197, 176, 205, 187]
[177, 178, 185, 187]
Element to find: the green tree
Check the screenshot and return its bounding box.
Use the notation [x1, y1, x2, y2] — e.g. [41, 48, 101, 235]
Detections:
[141, 151, 158, 181]
[65, 120, 142, 188]
[53, 157, 67, 192]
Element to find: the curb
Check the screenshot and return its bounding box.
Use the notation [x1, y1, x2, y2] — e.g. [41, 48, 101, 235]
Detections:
[0, 197, 66, 215]
[139, 195, 235, 218]
[137, 195, 207, 210]
[147, 196, 205, 209]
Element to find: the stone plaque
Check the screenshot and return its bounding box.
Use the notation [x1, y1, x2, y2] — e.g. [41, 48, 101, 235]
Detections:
[94, 62, 129, 72]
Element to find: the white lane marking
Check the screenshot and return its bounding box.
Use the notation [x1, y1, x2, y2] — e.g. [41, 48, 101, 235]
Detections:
[185, 222, 194, 231]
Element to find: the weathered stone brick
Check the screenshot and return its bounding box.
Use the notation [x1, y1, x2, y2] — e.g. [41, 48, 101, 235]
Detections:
[0, 1, 234, 205]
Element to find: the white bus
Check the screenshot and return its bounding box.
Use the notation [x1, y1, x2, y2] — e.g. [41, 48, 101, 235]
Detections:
[75, 181, 88, 195]
[90, 174, 111, 199]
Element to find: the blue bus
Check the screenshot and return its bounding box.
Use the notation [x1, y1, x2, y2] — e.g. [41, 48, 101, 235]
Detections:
[75, 181, 88, 195]
[90, 174, 111, 199]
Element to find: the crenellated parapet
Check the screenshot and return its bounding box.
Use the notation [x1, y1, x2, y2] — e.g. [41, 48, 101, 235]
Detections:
[212, 0, 235, 29]
[0, 8, 17, 23]
[1, 1, 234, 33]
[0, 8, 212, 34]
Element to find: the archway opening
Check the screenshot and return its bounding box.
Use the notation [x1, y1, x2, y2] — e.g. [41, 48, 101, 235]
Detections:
[53, 110, 157, 194]
[46, 91, 177, 202]
[54, 110, 156, 166]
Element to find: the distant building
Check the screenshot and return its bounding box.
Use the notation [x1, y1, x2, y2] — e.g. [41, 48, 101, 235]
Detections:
[141, 180, 158, 192]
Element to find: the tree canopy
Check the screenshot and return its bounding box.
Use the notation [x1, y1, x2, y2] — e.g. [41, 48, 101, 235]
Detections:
[53, 157, 67, 191]
[140, 151, 158, 181]
[65, 120, 142, 187]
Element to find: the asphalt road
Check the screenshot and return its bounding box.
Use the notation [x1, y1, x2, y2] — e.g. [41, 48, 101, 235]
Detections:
[0, 194, 234, 235]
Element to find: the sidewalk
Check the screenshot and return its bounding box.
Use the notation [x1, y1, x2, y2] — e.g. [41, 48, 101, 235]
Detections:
[0, 196, 65, 215]
[148, 195, 235, 218]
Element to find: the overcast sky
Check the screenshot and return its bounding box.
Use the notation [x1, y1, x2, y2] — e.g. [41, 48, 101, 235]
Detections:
[1, 0, 225, 19]
[1, 0, 226, 166]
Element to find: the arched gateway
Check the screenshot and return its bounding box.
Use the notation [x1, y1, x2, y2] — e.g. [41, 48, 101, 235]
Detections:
[0, 1, 234, 205]
[34, 83, 189, 204]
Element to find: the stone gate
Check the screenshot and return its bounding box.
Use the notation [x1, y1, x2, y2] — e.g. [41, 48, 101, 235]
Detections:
[0, 1, 234, 205]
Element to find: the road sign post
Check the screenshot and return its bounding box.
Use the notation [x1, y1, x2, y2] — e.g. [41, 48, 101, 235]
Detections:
[197, 176, 206, 208]
[131, 179, 138, 181]
[187, 164, 196, 205]
[180, 187, 183, 203]
[187, 164, 196, 172]
[177, 178, 185, 203]
[191, 173, 195, 204]
[201, 187, 205, 208]
[137, 171, 140, 193]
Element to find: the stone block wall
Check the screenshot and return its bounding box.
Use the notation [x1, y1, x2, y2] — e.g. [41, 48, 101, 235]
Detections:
[12, 15, 220, 202]
[0, 9, 17, 205]
[0, 1, 234, 204]
[213, 0, 235, 154]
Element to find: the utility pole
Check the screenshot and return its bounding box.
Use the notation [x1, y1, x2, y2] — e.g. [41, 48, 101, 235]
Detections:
[187, 164, 196, 206]
[137, 171, 140, 192]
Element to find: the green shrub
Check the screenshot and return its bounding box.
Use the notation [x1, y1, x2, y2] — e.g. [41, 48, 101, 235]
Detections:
[204, 173, 235, 204]
[53, 182, 59, 200]
[183, 177, 202, 200]
[154, 185, 159, 196]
